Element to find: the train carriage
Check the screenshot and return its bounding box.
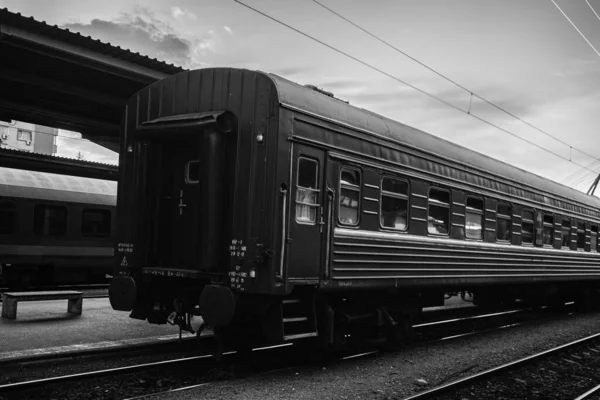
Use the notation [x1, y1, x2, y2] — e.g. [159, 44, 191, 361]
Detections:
[109, 68, 600, 349]
[0, 167, 117, 288]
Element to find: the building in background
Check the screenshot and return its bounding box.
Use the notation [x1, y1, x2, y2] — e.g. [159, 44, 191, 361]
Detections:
[0, 120, 58, 155]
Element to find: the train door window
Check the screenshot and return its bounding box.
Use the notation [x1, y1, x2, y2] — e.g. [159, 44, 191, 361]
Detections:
[380, 176, 408, 230]
[465, 196, 483, 239]
[561, 218, 571, 248]
[496, 202, 511, 242]
[185, 160, 200, 184]
[577, 222, 586, 250]
[339, 168, 361, 226]
[0, 201, 16, 234]
[591, 226, 598, 252]
[428, 188, 450, 235]
[296, 157, 319, 224]
[542, 214, 554, 246]
[521, 209, 534, 244]
[34, 205, 67, 236]
[82, 209, 112, 238]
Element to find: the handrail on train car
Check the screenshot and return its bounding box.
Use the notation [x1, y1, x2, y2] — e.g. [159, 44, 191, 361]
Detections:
[137, 111, 235, 135]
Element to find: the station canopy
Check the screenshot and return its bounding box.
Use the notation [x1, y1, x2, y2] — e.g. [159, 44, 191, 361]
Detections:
[0, 8, 185, 153]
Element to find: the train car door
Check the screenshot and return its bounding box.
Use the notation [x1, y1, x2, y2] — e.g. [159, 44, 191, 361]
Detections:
[163, 141, 201, 270]
[287, 144, 326, 280]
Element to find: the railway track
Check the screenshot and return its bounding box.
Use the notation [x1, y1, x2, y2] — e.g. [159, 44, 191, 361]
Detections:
[403, 332, 600, 400]
[0, 303, 575, 400]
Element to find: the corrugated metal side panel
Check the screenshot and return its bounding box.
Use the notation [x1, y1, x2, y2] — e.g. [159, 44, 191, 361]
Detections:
[331, 229, 600, 281]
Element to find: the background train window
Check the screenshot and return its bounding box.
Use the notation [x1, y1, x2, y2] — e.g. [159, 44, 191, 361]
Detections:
[0, 201, 16, 234]
[185, 160, 200, 184]
[82, 209, 112, 238]
[34, 205, 67, 236]
[542, 214, 554, 246]
[428, 188, 450, 235]
[561, 218, 571, 247]
[577, 222, 586, 250]
[339, 168, 361, 226]
[380, 176, 408, 230]
[465, 196, 483, 239]
[496, 202, 511, 241]
[591, 226, 598, 252]
[521, 209, 534, 244]
[295, 157, 319, 224]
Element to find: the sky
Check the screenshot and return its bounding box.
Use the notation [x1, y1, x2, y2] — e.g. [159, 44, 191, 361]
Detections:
[2, 0, 600, 192]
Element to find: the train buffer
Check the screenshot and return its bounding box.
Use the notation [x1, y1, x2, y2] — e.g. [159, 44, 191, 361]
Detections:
[1, 291, 83, 320]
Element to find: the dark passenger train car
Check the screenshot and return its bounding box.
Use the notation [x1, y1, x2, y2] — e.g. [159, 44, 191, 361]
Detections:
[110, 68, 600, 349]
[0, 167, 117, 288]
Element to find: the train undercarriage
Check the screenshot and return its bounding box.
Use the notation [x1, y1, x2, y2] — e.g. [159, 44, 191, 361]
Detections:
[111, 275, 600, 358]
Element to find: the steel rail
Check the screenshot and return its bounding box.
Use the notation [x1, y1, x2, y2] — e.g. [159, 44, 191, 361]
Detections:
[574, 382, 600, 400]
[402, 332, 600, 400]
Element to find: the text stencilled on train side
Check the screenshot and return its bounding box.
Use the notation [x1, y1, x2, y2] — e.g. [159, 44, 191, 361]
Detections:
[229, 239, 246, 258]
[142, 269, 192, 278]
[229, 268, 247, 291]
[117, 243, 134, 253]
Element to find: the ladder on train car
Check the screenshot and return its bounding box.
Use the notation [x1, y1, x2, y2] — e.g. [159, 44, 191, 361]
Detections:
[281, 298, 318, 341]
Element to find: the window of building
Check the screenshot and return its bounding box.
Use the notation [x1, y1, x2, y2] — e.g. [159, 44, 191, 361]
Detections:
[465, 196, 483, 239]
[521, 209, 534, 244]
[185, 160, 200, 184]
[0, 201, 16, 234]
[496, 202, 511, 242]
[82, 209, 112, 238]
[34, 205, 67, 236]
[542, 214, 554, 246]
[591, 226, 598, 252]
[380, 176, 408, 230]
[296, 157, 319, 224]
[17, 129, 32, 143]
[561, 218, 571, 248]
[577, 222, 586, 250]
[428, 188, 450, 235]
[339, 168, 360, 226]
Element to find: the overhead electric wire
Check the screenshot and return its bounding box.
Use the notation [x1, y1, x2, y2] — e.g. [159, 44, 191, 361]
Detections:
[313, 0, 600, 168]
[234, 0, 600, 175]
[551, 0, 600, 57]
[587, 0, 600, 22]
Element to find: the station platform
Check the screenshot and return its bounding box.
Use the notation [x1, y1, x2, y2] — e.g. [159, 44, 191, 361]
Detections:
[0, 297, 198, 362]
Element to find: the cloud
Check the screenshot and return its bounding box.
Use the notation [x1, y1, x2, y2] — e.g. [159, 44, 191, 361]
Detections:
[224, 26, 234, 36]
[171, 6, 197, 20]
[62, 7, 212, 68]
[56, 134, 118, 165]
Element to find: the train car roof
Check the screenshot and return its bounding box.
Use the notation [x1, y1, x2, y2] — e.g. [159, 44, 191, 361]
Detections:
[267, 72, 600, 211]
[0, 166, 117, 206]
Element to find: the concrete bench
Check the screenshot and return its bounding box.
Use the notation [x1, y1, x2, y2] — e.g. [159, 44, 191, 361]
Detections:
[1, 291, 83, 319]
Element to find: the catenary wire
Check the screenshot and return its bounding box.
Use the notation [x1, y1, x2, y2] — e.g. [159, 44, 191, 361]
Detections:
[313, 0, 600, 167]
[551, 0, 600, 57]
[234, 0, 599, 175]
[587, 0, 600, 21]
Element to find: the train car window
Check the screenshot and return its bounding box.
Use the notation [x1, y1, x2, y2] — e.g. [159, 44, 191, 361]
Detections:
[577, 222, 586, 250]
[521, 209, 534, 244]
[380, 176, 408, 230]
[591, 226, 598, 252]
[496, 202, 511, 242]
[561, 218, 571, 247]
[0, 201, 16, 234]
[465, 196, 483, 239]
[428, 188, 450, 235]
[296, 157, 319, 224]
[542, 214, 554, 246]
[339, 168, 361, 226]
[34, 205, 67, 236]
[82, 209, 112, 238]
[185, 160, 200, 184]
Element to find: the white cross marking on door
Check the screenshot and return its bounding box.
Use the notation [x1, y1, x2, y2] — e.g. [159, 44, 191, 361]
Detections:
[178, 189, 187, 216]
